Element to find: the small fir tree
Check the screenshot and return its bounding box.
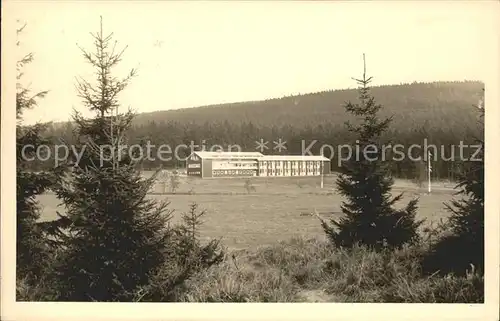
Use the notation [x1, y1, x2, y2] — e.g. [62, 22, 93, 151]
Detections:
[244, 178, 256, 194]
[320, 55, 423, 250]
[176, 203, 223, 269]
[131, 203, 223, 301]
[169, 169, 181, 194]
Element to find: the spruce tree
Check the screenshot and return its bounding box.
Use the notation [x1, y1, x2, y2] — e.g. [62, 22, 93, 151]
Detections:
[423, 89, 484, 275]
[16, 22, 54, 282]
[51, 17, 222, 301]
[320, 55, 423, 250]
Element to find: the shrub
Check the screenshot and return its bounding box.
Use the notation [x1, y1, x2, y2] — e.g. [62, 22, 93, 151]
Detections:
[131, 203, 224, 301]
[168, 170, 181, 194]
[244, 178, 256, 194]
[174, 236, 483, 303]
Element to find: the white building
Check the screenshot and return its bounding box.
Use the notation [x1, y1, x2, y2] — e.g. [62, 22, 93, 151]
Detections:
[186, 151, 330, 178]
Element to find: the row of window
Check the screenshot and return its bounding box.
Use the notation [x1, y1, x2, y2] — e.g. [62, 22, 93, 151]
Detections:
[232, 163, 257, 167]
[213, 164, 258, 169]
[213, 169, 256, 176]
[260, 169, 321, 175]
[259, 161, 321, 168]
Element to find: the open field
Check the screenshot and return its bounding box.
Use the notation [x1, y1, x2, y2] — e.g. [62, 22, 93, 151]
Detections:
[37, 173, 457, 250]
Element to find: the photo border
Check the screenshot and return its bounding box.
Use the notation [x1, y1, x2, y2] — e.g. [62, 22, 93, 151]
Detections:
[2, 1, 499, 320]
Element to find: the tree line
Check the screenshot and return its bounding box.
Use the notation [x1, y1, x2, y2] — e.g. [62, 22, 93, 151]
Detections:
[36, 105, 482, 181]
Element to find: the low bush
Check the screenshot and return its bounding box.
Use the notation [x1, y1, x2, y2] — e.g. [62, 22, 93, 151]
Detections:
[176, 236, 483, 303]
[17, 234, 483, 302]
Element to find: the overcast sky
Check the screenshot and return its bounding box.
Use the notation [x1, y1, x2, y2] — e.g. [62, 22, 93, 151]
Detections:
[8, 1, 497, 124]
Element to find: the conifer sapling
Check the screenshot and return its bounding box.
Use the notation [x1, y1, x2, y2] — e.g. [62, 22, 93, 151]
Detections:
[320, 55, 424, 250]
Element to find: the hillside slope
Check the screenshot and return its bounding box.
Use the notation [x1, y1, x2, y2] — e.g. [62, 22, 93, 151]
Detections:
[131, 81, 483, 129]
[39, 81, 484, 179]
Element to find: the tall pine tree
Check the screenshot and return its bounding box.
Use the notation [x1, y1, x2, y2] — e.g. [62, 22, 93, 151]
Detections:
[321, 55, 423, 250]
[16, 22, 54, 282]
[50, 17, 222, 301]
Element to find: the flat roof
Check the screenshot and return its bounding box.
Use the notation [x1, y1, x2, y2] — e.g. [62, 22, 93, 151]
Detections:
[191, 151, 329, 161]
[193, 151, 264, 159]
[260, 155, 330, 161]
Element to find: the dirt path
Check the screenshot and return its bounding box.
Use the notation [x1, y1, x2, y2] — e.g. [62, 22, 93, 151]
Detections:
[296, 289, 338, 302]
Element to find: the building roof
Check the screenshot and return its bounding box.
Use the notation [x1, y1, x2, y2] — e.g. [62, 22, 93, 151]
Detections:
[191, 151, 329, 161]
[260, 155, 330, 161]
[193, 151, 264, 159]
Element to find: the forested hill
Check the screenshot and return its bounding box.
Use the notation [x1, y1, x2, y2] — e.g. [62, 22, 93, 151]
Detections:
[131, 80, 483, 129]
[40, 80, 484, 179]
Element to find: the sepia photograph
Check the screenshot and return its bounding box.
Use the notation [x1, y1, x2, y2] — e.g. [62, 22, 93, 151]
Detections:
[2, 0, 499, 320]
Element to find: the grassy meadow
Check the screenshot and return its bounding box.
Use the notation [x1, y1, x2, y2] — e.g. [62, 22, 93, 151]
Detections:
[38, 172, 455, 250]
[26, 172, 483, 303]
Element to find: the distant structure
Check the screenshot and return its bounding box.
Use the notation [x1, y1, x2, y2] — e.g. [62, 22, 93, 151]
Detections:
[186, 151, 330, 178]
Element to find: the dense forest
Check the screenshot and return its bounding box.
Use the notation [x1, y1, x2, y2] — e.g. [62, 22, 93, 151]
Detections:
[33, 80, 483, 180]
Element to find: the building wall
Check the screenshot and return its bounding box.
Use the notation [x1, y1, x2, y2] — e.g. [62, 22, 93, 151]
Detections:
[189, 154, 330, 179]
[212, 159, 258, 170]
[211, 158, 258, 178]
[258, 160, 327, 177]
[212, 168, 257, 177]
[202, 159, 213, 178]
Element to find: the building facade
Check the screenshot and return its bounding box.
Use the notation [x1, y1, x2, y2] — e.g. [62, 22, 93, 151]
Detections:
[186, 151, 330, 178]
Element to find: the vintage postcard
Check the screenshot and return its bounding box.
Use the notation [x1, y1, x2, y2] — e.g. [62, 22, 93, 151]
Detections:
[1, 1, 499, 320]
